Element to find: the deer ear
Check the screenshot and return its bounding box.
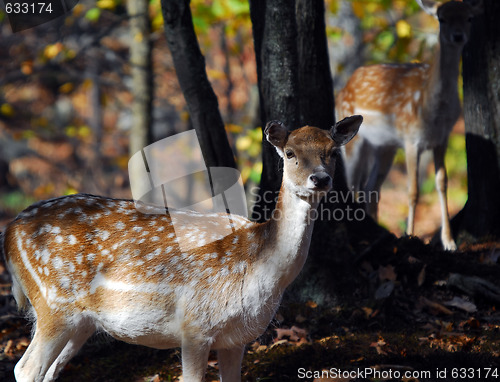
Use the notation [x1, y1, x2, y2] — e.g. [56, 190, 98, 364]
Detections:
[265, 120, 289, 158]
[416, 0, 439, 17]
[468, 0, 484, 16]
[330, 115, 362, 146]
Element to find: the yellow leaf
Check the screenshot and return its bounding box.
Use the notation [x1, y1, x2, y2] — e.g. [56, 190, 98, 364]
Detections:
[65, 126, 77, 137]
[396, 20, 412, 39]
[236, 136, 252, 151]
[78, 126, 92, 138]
[65, 187, 79, 195]
[59, 83, 74, 94]
[66, 49, 76, 59]
[225, 123, 243, 133]
[73, 3, 85, 17]
[44, 43, 63, 59]
[152, 13, 164, 31]
[0, 103, 15, 117]
[82, 78, 93, 90]
[206, 68, 226, 81]
[96, 0, 117, 10]
[252, 161, 262, 174]
[240, 166, 250, 183]
[351, 1, 365, 18]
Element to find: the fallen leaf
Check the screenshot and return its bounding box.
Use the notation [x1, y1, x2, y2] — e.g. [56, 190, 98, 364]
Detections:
[370, 338, 388, 355]
[306, 300, 318, 309]
[378, 264, 397, 282]
[375, 281, 394, 300]
[419, 296, 453, 316]
[418, 264, 426, 287]
[481, 248, 500, 264]
[275, 326, 308, 342]
[361, 306, 373, 318]
[444, 296, 477, 313]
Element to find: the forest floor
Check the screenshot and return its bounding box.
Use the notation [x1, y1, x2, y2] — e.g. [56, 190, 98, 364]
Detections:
[1, 222, 499, 381]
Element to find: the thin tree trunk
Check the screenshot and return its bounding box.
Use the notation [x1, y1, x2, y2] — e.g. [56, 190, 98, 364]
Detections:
[127, 0, 153, 156]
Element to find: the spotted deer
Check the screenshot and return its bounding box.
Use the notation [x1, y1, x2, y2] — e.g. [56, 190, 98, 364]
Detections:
[2, 116, 361, 382]
[336, 0, 482, 251]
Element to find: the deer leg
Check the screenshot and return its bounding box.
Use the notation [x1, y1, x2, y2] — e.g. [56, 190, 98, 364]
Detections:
[343, 136, 370, 197]
[181, 339, 211, 382]
[433, 144, 457, 250]
[218, 346, 244, 382]
[365, 147, 397, 220]
[15, 320, 74, 382]
[405, 142, 420, 236]
[44, 322, 95, 381]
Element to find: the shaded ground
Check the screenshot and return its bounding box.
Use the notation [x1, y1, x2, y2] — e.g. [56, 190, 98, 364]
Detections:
[1, 232, 499, 381]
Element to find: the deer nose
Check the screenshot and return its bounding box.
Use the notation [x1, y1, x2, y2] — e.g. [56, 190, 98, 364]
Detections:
[309, 173, 332, 189]
[452, 33, 466, 44]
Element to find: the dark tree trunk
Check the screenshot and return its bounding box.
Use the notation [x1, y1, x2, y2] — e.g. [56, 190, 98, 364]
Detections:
[454, 0, 500, 241]
[296, 0, 334, 129]
[251, 0, 385, 305]
[295, 0, 349, 194]
[161, 0, 236, 170]
[250, 0, 300, 222]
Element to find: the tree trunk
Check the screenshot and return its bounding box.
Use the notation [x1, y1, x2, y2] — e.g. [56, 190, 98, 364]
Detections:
[161, 0, 236, 171]
[296, 0, 334, 129]
[251, 0, 385, 305]
[127, 0, 153, 157]
[454, 0, 500, 241]
[249, 0, 300, 222]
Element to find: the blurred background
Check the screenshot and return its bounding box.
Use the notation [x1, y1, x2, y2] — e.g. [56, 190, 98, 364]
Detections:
[0, 0, 467, 240]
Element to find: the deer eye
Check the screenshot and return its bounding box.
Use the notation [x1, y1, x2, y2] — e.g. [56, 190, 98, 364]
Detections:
[285, 150, 295, 159]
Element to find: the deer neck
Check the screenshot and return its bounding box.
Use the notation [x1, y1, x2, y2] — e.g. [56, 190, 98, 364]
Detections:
[254, 184, 319, 292]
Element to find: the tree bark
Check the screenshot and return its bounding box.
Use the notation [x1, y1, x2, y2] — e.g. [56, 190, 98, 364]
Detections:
[161, 0, 236, 170]
[454, 0, 500, 241]
[296, 0, 334, 129]
[249, 0, 300, 222]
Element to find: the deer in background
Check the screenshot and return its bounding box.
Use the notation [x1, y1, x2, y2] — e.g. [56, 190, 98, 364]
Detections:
[336, 0, 483, 251]
[2, 116, 361, 382]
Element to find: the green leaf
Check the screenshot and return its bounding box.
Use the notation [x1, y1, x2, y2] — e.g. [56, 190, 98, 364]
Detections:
[85, 8, 101, 22]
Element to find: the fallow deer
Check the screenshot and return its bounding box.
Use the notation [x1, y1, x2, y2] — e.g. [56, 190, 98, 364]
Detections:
[336, 0, 482, 250]
[2, 116, 362, 382]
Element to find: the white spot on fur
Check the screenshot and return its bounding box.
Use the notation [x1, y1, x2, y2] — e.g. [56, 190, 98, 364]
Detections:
[99, 231, 110, 241]
[53, 256, 63, 270]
